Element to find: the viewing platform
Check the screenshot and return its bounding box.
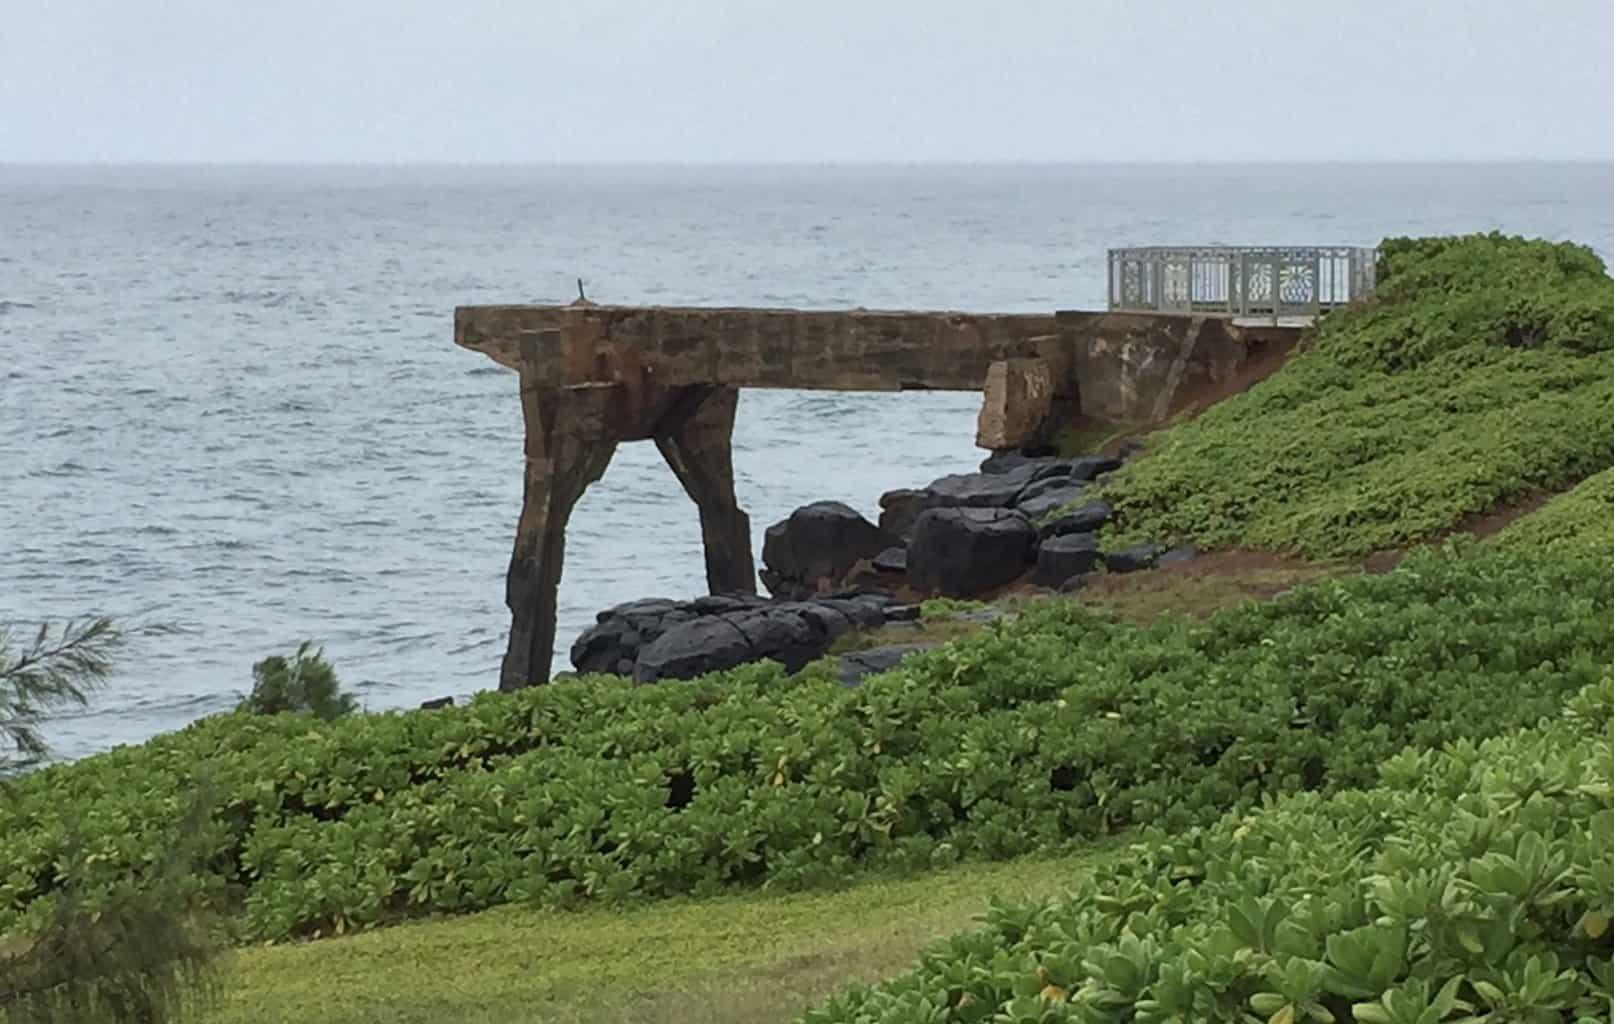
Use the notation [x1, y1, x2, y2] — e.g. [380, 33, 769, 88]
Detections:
[1108, 245, 1378, 323]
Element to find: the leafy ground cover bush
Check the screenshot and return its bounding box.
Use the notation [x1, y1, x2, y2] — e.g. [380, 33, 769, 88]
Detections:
[1102, 233, 1614, 557]
[1495, 465, 1614, 556]
[3, 543, 1612, 943]
[801, 681, 1614, 1024]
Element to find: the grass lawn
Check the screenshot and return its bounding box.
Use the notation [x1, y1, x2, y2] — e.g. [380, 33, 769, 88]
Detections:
[189, 844, 1117, 1024]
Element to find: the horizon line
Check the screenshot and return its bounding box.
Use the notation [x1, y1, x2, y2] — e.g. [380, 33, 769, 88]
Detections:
[4, 157, 1614, 169]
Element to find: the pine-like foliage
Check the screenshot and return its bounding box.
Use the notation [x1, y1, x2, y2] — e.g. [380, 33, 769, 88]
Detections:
[0, 619, 120, 774]
[0, 618, 220, 1023]
[238, 641, 356, 721]
[0, 799, 219, 1024]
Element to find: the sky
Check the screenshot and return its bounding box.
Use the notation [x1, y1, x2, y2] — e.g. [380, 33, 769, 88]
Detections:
[4, 0, 1613, 163]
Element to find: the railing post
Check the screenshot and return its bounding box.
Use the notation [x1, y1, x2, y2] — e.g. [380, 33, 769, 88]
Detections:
[1311, 252, 1321, 319]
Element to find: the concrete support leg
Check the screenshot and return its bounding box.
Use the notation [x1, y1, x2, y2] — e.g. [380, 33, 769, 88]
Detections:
[499, 381, 618, 691]
[655, 386, 757, 596]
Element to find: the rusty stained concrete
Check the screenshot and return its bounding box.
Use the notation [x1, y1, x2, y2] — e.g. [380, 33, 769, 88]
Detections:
[455, 302, 1304, 689]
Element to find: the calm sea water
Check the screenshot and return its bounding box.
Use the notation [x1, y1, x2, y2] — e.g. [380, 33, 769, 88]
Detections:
[4, 163, 1613, 761]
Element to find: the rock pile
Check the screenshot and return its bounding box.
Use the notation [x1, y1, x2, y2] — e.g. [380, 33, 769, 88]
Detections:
[572, 591, 907, 684]
[571, 444, 1194, 686]
[749, 448, 1187, 603]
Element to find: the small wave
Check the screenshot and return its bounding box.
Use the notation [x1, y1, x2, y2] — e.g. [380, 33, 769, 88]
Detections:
[0, 299, 37, 313]
[446, 635, 502, 656]
[35, 459, 88, 477]
[127, 690, 235, 713]
[285, 567, 358, 581]
[465, 365, 505, 376]
[222, 289, 290, 306]
[134, 620, 202, 637]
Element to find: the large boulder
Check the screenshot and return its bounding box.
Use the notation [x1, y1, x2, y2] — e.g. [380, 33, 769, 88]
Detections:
[1031, 533, 1102, 588]
[1066, 454, 1124, 482]
[634, 615, 765, 683]
[1015, 479, 1089, 521]
[571, 597, 696, 676]
[835, 644, 932, 687]
[1040, 499, 1113, 538]
[1105, 541, 1167, 574]
[761, 501, 896, 599]
[877, 488, 930, 540]
[907, 507, 1036, 597]
[878, 462, 1052, 539]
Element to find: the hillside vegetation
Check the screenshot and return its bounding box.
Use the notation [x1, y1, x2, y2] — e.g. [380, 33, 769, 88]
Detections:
[3, 537, 1611, 945]
[1495, 464, 1614, 554]
[1104, 233, 1614, 556]
[804, 681, 1614, 1024]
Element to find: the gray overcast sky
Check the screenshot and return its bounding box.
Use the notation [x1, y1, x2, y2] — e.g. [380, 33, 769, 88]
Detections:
[4, 0, 1612, 163]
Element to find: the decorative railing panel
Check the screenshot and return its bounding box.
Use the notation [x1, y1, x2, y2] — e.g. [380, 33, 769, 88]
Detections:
[1107, 246, 1377, 318]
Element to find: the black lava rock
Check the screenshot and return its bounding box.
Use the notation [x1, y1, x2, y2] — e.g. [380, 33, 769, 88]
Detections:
[1156, 542, 1200, 567]
[907, 507, 1037, 597]
[1066, 454, 1125, 481]
[834, 644, 932, 687]
[1031, 533, 1103, 588]
[761, 501, 896, 599]
[1105, 541, 1167, 574]
[1015, 480, 1089, 522]
[1039, 499, 1113, 538]
[872, 546, 907, 573]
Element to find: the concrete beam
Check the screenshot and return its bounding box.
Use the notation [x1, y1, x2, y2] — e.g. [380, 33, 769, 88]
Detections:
[456, 304, 1069, 392]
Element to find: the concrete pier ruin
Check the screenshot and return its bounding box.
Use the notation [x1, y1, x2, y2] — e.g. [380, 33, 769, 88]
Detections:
[454, 302, 1306, 689]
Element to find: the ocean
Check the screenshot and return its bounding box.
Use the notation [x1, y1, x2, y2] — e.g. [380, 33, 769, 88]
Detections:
[4, 162, 1612, 761]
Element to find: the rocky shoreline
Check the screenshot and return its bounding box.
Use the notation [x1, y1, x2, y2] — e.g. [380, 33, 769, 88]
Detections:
[559, 443, 1195, 690]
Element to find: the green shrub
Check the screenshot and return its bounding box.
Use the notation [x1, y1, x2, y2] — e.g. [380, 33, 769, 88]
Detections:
[1496, 466, 1614, 556]
[1102, 233, 1614, 557]
[917, 598, 988, 620]
[237, 642, 355, 721]
[0, 618, 221, 1023]
[2, 542, 1612, 942]
[801, 680, 1614, 1023]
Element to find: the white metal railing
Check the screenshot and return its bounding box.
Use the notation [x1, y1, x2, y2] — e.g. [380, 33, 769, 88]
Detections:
[1107, 246, 1378, 319]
